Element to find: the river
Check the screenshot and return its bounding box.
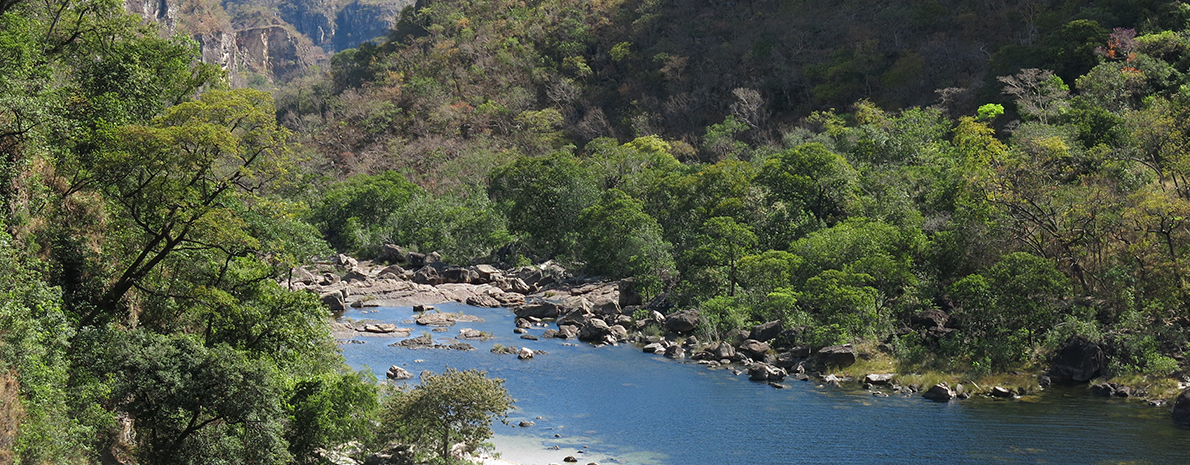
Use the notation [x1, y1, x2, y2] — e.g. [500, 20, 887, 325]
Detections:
[339, 303, 1190, 465]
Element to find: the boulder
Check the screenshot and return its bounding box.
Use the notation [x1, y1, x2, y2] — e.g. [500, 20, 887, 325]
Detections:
[542, 329, 559, 338]
[473, 264, 501, 282]
[377, 264, 406, 279]
[1048, 336, 1106, 383]
[664, 310, 699, 333]
[714, 342, 737, 361]
[458, 328, 486, 339]
[490, 291, 526, 307]
[320, 292, 347, 312]
[412, 266, 441, 285]
[578, 319, 611, 342]
[515, 302, 562, 319]
[748, 363, 787, 382]
[376, 244, 408, 265]
[664, 345, 686, 359]
[1090, 383, 1115, 397]
[413, 304, 435, 312]
[415, 312, 456, 327]
[1172, 389, 1190, 424]
[557, 309, 592, 327]
[343, 267, 370, 283]
[608, 324, 629, 341]
[911, 308, 949, 329]
[441, 267, 474, 284]
[556, 325, 579, 339]
[643, 342, 666, 354]
[518, 420, 535, 427]
[498, 277, 534, 294]
[618, 278, 643, 307]
[814, 344, 858, 368]
[990, 386, 1014, 398]
[518, 347, 534, 360]
[592, 298, 620, 316]
[863, 373, 895, 385]
[773, 351, 800, 368]
[922, 382, 955, 401]
[738, 339, 771, 360]
[293, 267, 319, 284]
[750, 320, 784, 342]
[466, 294, 502, 308]
[333, 254, 358, 269]
[363, 323, 400, 333]
[407, 252, 427, 268]
[386, 365, 413, 380]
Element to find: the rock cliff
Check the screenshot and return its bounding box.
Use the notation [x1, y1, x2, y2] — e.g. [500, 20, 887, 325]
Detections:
[127, 0, 415, 85]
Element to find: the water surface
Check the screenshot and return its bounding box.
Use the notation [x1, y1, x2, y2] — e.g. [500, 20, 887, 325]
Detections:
[340, 303, 1190, 465]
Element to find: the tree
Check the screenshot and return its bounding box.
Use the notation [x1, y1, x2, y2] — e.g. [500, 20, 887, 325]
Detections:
[757, 142, 857, 228]
[378, 369, 513, 464]
[576, 189, 674, 292]
[488, 153, 598, 258]
[683, 217, 758, 298]
[68, 89, 295, 327]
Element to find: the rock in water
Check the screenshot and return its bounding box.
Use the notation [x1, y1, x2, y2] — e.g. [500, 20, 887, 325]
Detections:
[922, 382, 955, 401]
[518, 347, 534, 360]
[1174, 389, 1190, 424]
[386, 365, 413, 380]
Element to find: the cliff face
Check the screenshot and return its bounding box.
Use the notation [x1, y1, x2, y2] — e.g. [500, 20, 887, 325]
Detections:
[127, 0, 414, 85]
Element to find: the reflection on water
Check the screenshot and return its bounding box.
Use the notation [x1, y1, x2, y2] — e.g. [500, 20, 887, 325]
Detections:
[340, 303, 1190, 465]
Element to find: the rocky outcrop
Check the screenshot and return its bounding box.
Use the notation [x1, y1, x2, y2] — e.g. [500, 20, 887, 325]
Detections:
[1171, 389, 1190, 424]
[1048, 336, 1106, 383]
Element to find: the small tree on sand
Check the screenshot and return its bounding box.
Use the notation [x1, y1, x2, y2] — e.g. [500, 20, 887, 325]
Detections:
[378, 368, 514, 464]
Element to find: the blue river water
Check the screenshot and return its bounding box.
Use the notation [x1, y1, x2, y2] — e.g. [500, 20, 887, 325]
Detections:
[339, 303, 1190, 465]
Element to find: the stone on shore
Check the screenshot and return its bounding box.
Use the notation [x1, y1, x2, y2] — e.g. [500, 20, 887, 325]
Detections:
[922, 382, 955, 401]
[664, 310, 699, 333]
[1048, 336, 1106, 383]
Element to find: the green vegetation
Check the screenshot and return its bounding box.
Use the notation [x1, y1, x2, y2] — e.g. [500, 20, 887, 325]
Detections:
[376, 368, 514, 464]
[10, 0, 1190, 461]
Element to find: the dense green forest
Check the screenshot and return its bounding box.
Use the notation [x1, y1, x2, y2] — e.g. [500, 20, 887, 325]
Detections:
[6, 0, 1190, 462]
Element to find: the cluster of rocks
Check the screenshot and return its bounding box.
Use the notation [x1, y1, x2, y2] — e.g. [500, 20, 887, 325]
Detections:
[289, 248, 571, 314]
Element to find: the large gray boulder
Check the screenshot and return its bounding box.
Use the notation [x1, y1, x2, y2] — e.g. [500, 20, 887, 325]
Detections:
[578, 318, 611, 342]
[714, 342, 737, 361]
[375, 244, 408, 265]
[1172, 389, 1190, 424]
[411, 266, 441, 285]
[738, 339, 771, 360]
[922, 382, 955, 401]
[472, 264, 501, 282]
[750, 320, 784, 342]
[665, 310, 699, 333]
[320, 291, 346, 312]
[1048, 336, 1106, 383]
[814, 344, 858, 368]
[514, 301, 562, 319]
[441, 267, 474, 284]
[748, 363, 787, 382]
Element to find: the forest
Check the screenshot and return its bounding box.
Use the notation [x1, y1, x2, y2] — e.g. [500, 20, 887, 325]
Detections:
[4, 0, 1190, 462]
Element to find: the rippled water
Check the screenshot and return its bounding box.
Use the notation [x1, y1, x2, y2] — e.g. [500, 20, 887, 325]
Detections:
[339, 303, 1190, 465]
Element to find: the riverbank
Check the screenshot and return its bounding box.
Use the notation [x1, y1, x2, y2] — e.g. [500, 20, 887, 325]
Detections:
[299, 251, 1188, 424]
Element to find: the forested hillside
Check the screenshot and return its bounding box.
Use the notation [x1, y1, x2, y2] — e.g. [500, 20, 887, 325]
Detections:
[6, 0, 1190, 462]
[287, 0, 1190, 392]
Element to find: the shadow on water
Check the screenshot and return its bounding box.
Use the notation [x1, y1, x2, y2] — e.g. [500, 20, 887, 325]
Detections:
[339, 303, 1190, 465]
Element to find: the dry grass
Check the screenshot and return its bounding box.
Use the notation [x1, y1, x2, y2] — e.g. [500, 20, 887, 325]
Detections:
[1106, 374, 1183, 400]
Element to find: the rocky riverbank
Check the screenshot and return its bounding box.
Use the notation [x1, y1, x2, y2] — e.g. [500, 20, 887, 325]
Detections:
[296, 247, 1190, 428]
